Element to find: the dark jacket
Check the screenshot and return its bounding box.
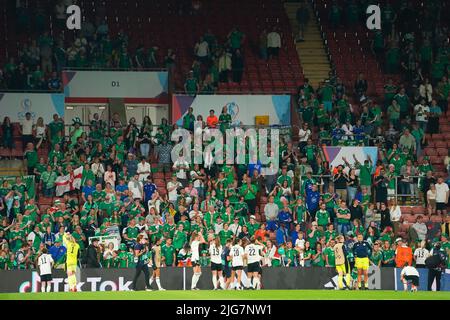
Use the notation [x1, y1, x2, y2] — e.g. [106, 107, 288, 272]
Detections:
[85, 244, 101, 268]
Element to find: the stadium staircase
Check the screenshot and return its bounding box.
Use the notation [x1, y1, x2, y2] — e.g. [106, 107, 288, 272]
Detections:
[0, 160, 24, 177]
[284, 1, 331, 89]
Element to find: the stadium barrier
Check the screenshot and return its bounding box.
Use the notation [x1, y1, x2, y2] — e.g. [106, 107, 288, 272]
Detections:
[0, 266, 403, 293]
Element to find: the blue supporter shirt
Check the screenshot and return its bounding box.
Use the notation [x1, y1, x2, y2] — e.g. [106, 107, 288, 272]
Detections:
[277, 210, 292, 224]
[306, 191, 320, 212]
[82, 185, 95, 198]
[143, 183, 157, 201]
[116, 184, 129, 201]
[49, 245, 66, 263]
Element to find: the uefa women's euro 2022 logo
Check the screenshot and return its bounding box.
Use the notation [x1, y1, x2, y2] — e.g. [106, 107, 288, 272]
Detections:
[224, 101, 240, 126]
[17, 98, 36, 120]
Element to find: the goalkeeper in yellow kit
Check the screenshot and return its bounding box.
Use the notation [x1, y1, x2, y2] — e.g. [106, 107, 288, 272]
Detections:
[63, 233, 80, 292]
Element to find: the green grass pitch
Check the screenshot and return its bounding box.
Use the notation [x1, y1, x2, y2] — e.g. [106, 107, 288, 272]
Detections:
[1, 290, 449, 300]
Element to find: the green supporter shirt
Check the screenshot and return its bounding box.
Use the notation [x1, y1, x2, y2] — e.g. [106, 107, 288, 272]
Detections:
[323, 247, 336, 267]
[311, 250, 325, 267]
[118, 251, 129, 268]
[162, 244, 176, 266]
[390, 157, 404, 175]
[304, 145, 317, 162]
[286, 248, 298, 266]
[316, 209, 330, 227]
[230, 31, 244, 49]
[370, 251, 383, 266]
[25, 150, 38, 168]
[219, 113, 232, 132]
[382, 248, 395, 264]
[183, 113, 195, 130]
[358, 163, 372, 186]
[173, 231, 187, 250]
[219, 229, 234, 245]
[185, 78, 198, 95]
[240, 184, 257, 200]
[307, 229, 322, 248]
[336, 208, 350, 224]
[320, 85, 334, 102]
[325, 230, 337, 243]
[246, 222, 260, 236]
[277, 175, 292, 187]
[125, 226, 139, 240]
[162, 223, 176, 239]
[387, 104, 400, 120]
[394, 94, 409, 113]
[127, 252, 136, 268]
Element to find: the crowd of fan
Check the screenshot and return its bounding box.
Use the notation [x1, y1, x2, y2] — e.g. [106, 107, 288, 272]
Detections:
[0, 103, 448, 271]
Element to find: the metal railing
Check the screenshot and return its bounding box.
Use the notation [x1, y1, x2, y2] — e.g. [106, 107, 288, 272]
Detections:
[297, 174, 426, 205]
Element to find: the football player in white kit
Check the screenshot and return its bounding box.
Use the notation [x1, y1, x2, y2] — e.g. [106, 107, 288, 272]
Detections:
[190, 231, 207, 290]
[244, 237, 265, 290]
[37, 248, 54, 292]
[230, 238, 245, 290]
[209, 237, 225, 290]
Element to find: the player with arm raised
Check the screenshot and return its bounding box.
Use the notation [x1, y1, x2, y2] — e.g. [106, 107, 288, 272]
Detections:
[230, 238, 245, 290]
[209, 236, 225, 290]
[190, 231, 207, 290]
[244, 237, 265, 290]
[63, 232, 80, 292]
[38, 247, 54, 292]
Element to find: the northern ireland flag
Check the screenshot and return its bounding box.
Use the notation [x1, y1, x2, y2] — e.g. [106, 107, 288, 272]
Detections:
[55, 166, 83, 196]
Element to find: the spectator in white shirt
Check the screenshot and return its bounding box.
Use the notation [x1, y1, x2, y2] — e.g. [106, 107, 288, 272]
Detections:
[194, 37, 209, 64]
[21, 112, 34, 150]
[167, 175, 182, 205]
[412, 215, 427, 241]
[137, 157, 151, 182]
[298, 122, 311, 152]
[128, 175, 143, 200]
[173, 156, 190, 187]
[413, 99, 430, 131]
[264, 196, 279, 231]
[435, 177, 449, 216]
[229, 217, 242, 237]
[103, 165, 116, 188]
[389, 199, 402, 236]
[91, 157, 105, 185]
[267, 27, 281, 58]
[341, 121, 353, 140]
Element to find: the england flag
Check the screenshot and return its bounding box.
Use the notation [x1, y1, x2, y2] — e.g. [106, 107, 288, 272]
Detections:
[55, 166, 84, 196]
